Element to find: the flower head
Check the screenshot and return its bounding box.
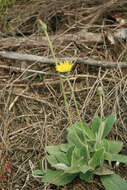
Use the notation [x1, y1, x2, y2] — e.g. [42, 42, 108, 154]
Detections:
[56, 61, 73, 73]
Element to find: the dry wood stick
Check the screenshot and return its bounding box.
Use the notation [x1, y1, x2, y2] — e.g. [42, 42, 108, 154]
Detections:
[0, 28, 127, 49]
[0, 51, 127, 68]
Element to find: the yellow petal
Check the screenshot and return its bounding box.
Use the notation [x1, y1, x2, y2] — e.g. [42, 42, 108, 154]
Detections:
[56, 61, 73, 73]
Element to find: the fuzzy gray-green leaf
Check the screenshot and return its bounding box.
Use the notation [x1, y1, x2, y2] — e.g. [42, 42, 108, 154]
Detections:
[107, 140, 123, 154]
[59, 143, 71, 152]
[91, 117, 101, 135]
[41, 169, 77, 186]
[80, 171, 93, 182]
[101, 174, 127, 190]
[102, 115, 116, 138]
[47, 155, 58, 166]
[89, 148, 104, 169]
[46, 145, 60, 155]
[78, 122, 95, 140]
[105, 153, 127, 164]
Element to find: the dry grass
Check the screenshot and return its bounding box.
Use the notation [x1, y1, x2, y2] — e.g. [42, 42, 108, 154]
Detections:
[0, 0, 127, 189]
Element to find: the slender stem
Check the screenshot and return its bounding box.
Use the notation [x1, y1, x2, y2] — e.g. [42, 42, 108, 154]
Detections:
[67, 76, 90, 159]
[43, 30, 58, 66]
[67, 77, 82, 123]
[97, 90, 104, 145]
[100, 95, 103, 121]
[39, 23, 72, 125]
[59, 76, 72, 125]
[98, 95, 104, 142]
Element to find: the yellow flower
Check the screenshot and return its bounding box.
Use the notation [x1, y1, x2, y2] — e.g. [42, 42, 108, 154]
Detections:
[56, 61, 73, 73]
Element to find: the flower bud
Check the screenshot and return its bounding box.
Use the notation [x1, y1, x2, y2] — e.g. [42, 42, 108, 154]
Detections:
[37, 19, 47, 31]
[98, 87, 103, 96]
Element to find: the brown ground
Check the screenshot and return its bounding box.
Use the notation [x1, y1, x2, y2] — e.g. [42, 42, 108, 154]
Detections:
[0, 0, 127, 189]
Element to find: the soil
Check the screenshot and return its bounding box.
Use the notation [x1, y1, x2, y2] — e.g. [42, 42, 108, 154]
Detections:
[0, 0, 127, 189]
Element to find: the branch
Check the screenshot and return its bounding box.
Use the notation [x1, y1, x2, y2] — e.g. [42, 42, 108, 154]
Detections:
[0, 51, 127, 68]
[0, 28, 127, 49]
[0, 31, 102, 49]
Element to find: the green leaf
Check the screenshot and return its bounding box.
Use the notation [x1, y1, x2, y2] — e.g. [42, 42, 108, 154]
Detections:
[78, 122, 95, 140]
[47, 155, 58, 166]
[52, 147, 89, 174]
[104, 152, 112, 165]
[102, 139, 110, 152]
[41, 169, 77, 186]
[94, 168, 113, 175]
[80, 171, 93, 182]
[29, 160, 44, 177]
[54, 163, 68, 170]
[102, 115, 116, 138]
[65, 160, 85, 174]
[59, 143, 71, 152]
[33, 170, 44, 176]
[79, 165, 90, 174]
[71, 146, 82, 164]
[54, 156, 87, 174]
[80, 145, 88, 162]
[101, 174, 127, 190]
[65, 166, 81, 174]
[107, 140, 123, 154]
[67, 126, 84, 148]
[105, 153, 127, 164]
[46, 146, 60, 155]
[55, 152, 69, 165]
[67, 145, 88, 166]
[67, 146, 75, 165]
[89, 148, 104, 169]
[102, 140, 123, 154]
[91, 117, 101, 135]
[67, 122, 95, 149]
[46, 144, 71, 156]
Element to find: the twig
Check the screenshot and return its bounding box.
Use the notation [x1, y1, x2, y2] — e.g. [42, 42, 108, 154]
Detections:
[0, 51, 127, 68]
[8, 87, 28, 111]
[0, 64, 55, 75]
[9, 91, 56, 108]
